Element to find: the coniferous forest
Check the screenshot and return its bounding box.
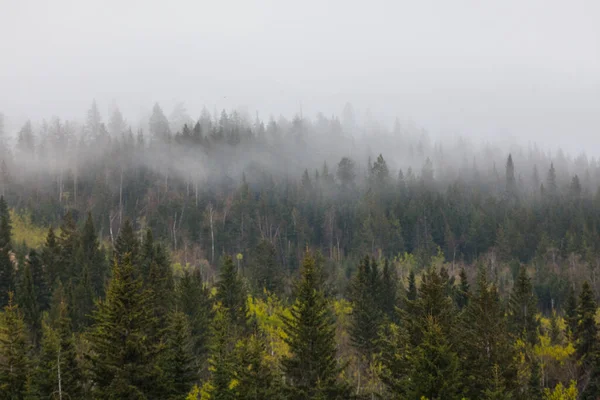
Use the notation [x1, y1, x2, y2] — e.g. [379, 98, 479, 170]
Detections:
[1, 103, 600, 399]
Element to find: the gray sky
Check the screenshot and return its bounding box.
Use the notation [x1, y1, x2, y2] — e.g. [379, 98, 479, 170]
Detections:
[1, 0, 599, 154]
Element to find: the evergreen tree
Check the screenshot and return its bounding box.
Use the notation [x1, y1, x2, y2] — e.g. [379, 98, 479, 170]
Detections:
[41, 227, 61, 290]
[147, 244, 174, 331]
[506, 154, 517, 195]
[574, 282, 598, 366]
[178, 268, 213, 372]
[27, 250, 50, 312]
[35, 300, 83, 399]
[81, 212, 107, 297]
[349, 256, 383, 358]
[18, 261, 41, 346]
[161, 311, 196, 400]
[565, 285, 578, 339]
[235, 333, 284, 400]
[114, 219, 139, 267]
[87, 255, 158, 399]
[206, 307, 236, 400]
[57, 211, 79, 283]
[216, 255, 248, 329]
[407, 269, 417, 302]
[455, 267, 470, 309]
[508, 266, 540, 344]
[0, 196, 13, 307]
[462, 270, 515, 399]
[282, 253, 351, 399]
[380, 258, 398, 319]
[528, 360, 542, 400]
[407, 316, 464, 400]
[251, 240, 283, 296]
[0, 293, 30, 399]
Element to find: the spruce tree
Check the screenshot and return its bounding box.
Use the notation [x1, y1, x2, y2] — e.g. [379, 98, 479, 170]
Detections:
[147, 244, 174, 331]
[455, 267, 470, 309]
[574, 282, 598, 366]
[528, 360, 542, 400]
[407, 317, 464, 400]
[235, 333, 284, 400]
[216, 255, 248, 329]
[282, 253, 351, 399]
[178, 268, 213, 373]
[36, 300, 83, 399]
[0, 196, 13, 307]
[0, 293, 30, 399]
[565, 285, 578, 339]
[462, 270, 515, 399]
[508, 266, 540, 344]
[161, 311, 196, 400]
[114, 219, 139, 267]
[349, 256, 383, 358]
[206, 307, 237, 400]
[18, 261, 41, 346]
[41, 227, 61, 289]
[81, 212, 107, 297]
[57, 211, 79, 283]
[251, 239, 283, 296]
[27, 250, 50, 312]
[407, 269, 417, 302]
[380, 258, 398, 320]
[87, 254, 157, 399]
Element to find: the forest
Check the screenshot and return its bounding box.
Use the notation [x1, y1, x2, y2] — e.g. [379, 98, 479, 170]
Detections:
[0, 102, 600, 399]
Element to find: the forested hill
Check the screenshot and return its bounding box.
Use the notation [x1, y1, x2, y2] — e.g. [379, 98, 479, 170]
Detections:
[0, 103, 599, 398]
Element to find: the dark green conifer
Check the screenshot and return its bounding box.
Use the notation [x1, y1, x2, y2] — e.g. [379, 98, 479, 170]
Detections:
[282, 253, 351, 399]
[508, 266, 540, 344]
[87, 254, 157, 399]
[0, 293, 30, 399]
[216, 255, 248, 329]
[160, 311, 196, 400]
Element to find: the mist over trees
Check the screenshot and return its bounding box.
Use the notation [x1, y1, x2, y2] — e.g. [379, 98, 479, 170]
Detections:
[1, 101, 600, 398]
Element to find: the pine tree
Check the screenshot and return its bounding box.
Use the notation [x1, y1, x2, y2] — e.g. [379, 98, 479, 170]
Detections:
[81, 212, 107, 297]
[18, 260, 41, 346]
[407, 269, 417, 302]
[251, 239, 283, 296]
[380, 258, 398, 320]
[216, 255, 248, 329]
[178, 268, 213, 373]
[407, 316, 464, 400]
[0, 196, 13, 307]
[41, 227, 61, 290]
[27, 250, 50, 312]
[462, 270, 516, 399]
[508, 266, 540, 344]
[455, 267, 470, 309]
[549, 310, 561, 345]
[574, 282, 598, 366]
[528, 360, 542, 400]
[565, 285, 578, 339]
[147, 244, 174, 331]
[161, 311, 196, 400]
[140, 228, 155, 280]
[506, 154, 517, 195]
[282, 253, 351, 399]
[206, 307, 236, 400]
[114, 219, 139, 267]
[349, 256, 383, 358]
[36, 300, 83, 399]
[57, 211, 79, 283]
[87, 255, 158, 399]
[0, 293, 30, 399]
[236, 335, 284, 400]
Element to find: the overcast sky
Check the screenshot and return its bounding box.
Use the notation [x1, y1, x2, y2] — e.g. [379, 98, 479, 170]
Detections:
[1, 0, 599, 154]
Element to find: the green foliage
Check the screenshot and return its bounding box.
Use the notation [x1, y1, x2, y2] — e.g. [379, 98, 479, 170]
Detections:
[216, 255, 248, 330]
[282, 253, 351, 399]
[0, 293, 30, 399]
[87, 255, 158, 399]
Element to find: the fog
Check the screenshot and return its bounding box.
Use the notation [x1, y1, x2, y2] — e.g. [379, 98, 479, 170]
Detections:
[1, 0, 599, 155]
